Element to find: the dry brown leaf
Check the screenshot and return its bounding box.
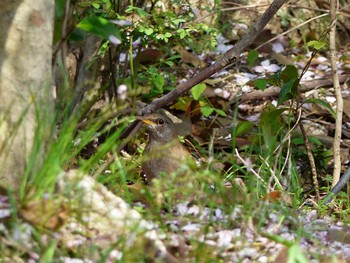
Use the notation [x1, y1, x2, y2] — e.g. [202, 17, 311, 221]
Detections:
[173, 46, 206, 68]
[263, 190, 292, 205]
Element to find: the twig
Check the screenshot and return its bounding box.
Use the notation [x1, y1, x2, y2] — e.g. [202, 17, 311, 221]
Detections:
[238, 74, 350, 102]
[298, 120, 320, 200]
[255, 13, 329, 51]
[108, 44, 118, 99]
[235, 149, 267, 187]
[329, 0, 343, 188]
[275, 108, 302, 177]
[92, 120, 144, 177]
[258, 155, 283, 190]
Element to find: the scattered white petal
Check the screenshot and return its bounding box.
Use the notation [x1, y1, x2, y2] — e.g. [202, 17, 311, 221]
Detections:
[316, 64, 329, 71]
[213, 70, 229, 77]
[133, 38, 141, 47]
[230, 206, 242, 220]
[119, 53, 127, 61]
[301, 71, 315, 81]
[205, 239, 218, 246]
[117, 84, 128, 100]
[326, 96, 336, 103]
[108, 250, 123, 261]
[214, 88, 223, 94]
[217, 230, 234, 247]
[225, 133, 231, 141]
[317, 56, 328, 62]
[241, 85, 252, 93]
[266, 63, 280, 72]
[261, 59, 270, 67]
[60, 258, 93, 263]
[272, 42, 284, 53]
[175, 202, 190, 215]
[235, 74, 252, 85]
[214, 208, 224, 219]
[237, 247, 258, 258]
[235, 23, 248, 30]
[254, 60, 281, 73]
[258, 256, 268, 263]
[254, 65, 265, 73]
[269, 213, 279, 223]
[187, 205, 200, 216]
[0, 209, 10, 219]
[214, 88, 231, 99]
[110, 20, 132, 26]
[216, 43, 234, 54]
[109, 35, 121, 45]
[73, 138, 81, 146]
[222, 90, 230, 98]
[182, 223, 201, 233]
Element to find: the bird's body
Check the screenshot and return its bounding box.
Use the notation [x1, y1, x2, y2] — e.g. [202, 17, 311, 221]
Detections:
[140, 113, 192, 184]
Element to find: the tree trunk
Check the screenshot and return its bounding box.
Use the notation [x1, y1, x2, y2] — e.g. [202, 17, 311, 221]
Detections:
[0, 1, 55, 190]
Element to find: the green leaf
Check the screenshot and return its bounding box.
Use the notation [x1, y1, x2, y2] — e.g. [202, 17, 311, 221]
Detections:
[178, 29, 186, 39]
[125, 6, 148, 18]
[76, 16, 121, 43]
[55, 0, 65, 18]
[254, 79, 267, 91]
[236, 121, 253, 137]
[278, 79, 299, 104]
[287, 243, 309, 263]
[144, 28, 154, 35]
[303, 98, 336, 118]
[247, 50, 259, 67]
[41, 240, 57, 262]
[307, 40, 327, 50]
[201, 105, 214, 117]
[280, 65, 299, 83]
[69, 28, 87, 41]
[173, 18, 186, 26]
[214, 108, 227, 117]
[308, 136, 323, 145]
[164, 60, 174, 67]
[292, 137, 304, 145]
[259, 105, 287, 150]
[153, 74, 165, 91]
[292, 136, 323, 146]
[92, 3, 100, 9]
[191, 83, 207, 100]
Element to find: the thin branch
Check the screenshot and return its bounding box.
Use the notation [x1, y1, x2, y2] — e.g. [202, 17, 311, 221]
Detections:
[92, 121, 144, 177]
[255, 13, 329, 51]
[298, 120, 320, 200]
[235, 149, 267, 187]
[330, 0, 343, 188]
[238, 74, 350, 102]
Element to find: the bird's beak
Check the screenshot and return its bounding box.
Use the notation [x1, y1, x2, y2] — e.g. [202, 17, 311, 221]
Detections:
[141, 119, 155, 125]
[135, 116, 156, 125]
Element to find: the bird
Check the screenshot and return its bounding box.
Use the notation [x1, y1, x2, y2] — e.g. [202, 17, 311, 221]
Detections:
[139, 112, 194, 185]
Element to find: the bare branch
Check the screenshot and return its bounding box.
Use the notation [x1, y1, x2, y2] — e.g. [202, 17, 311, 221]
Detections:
[330, 0, 343, 188]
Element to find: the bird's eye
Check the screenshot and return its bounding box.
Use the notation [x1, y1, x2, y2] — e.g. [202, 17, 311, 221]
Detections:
[157, 118, 164, 125]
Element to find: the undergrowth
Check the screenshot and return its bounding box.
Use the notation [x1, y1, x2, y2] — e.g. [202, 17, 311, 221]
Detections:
[1, 0, 349, 261]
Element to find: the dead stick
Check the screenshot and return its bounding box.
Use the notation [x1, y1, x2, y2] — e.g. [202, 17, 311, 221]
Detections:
[298, 120, 320, 201]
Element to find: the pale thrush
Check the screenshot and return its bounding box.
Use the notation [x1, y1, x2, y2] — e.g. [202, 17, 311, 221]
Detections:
[140, 113, 193, 184]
